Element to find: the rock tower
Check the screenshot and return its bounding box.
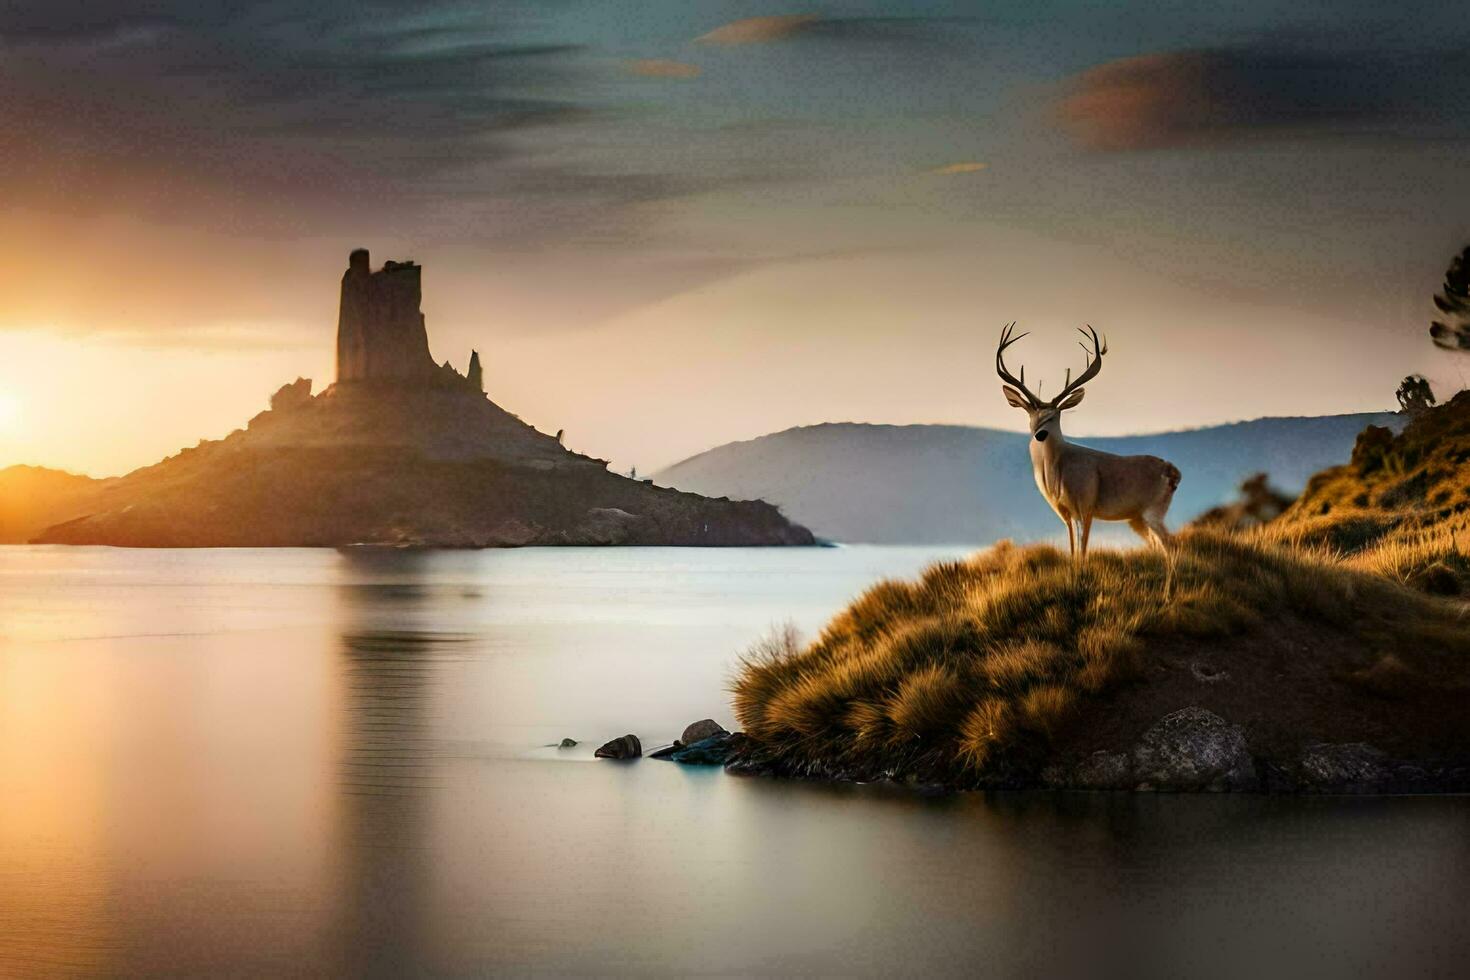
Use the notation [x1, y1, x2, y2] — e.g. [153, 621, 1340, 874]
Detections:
[467, 350, 483, 392]
[336, 248, 438, 383]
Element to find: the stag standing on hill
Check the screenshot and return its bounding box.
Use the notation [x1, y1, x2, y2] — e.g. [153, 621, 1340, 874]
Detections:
[996, 323, 1181, 559]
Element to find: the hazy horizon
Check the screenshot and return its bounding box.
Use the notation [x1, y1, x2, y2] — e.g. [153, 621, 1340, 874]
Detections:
[3, 1, 1468, 477]
[1, 395, 1407, 482]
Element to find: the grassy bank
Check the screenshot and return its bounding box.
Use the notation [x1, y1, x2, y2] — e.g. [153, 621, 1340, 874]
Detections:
[732, 395, 1470, 789]
[1269, 388, 1470, 593]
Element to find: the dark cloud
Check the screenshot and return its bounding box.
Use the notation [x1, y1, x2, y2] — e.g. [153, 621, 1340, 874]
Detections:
[694, 13, 959, 46]
[0, 2, 691, 237]
[1055, 48, 1465, 151]
[797, 16, 966, 44]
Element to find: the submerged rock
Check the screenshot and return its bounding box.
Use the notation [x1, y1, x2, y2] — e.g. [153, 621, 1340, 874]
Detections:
[649, 719, 734, 763]
[594, 734, 642, 760]
[1133, 707, 1257, 791]
[558, 738, 578, 749]
[1043, 750, 1133, 790]
[1296, 742, 1390, 790]
[671, 733, 734, 765]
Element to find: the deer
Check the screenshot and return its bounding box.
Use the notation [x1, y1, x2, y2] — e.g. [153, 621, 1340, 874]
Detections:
[996, 322, 1180, 560]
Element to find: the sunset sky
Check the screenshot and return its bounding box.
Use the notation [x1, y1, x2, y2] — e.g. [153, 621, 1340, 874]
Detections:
[2, 1, 1468, 477]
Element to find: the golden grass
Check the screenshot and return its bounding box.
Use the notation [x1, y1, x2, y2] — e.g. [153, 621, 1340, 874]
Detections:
[732, 528, 1470, 783]
[1267, 390, 1470, 594]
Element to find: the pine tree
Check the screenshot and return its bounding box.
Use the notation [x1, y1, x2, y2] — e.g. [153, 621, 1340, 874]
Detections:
[1430, 245, 1470, 352]
[1396, 374, 1435, 415]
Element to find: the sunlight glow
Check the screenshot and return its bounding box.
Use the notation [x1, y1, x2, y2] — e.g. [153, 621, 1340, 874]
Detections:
[0, 390, 20, 431]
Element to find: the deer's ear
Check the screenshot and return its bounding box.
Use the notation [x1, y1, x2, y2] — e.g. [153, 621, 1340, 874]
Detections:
[1001, 385, 1031, 409]
[1056, 389, 1085, 410]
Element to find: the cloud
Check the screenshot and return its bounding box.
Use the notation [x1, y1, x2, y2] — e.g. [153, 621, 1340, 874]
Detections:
[693, 14, 949, 46]
[929, 162, 988, 175]
[695, 15, 819, 45]
[627, 59, 701, 79]
[0, 2, 707, 238]
[1054, 48, 1452, 151]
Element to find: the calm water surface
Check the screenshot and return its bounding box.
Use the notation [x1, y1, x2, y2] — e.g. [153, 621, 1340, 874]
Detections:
[1, 545, 1467, 978]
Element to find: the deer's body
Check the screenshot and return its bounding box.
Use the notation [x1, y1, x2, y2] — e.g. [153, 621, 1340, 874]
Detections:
[997, 323, 1180, 558]
[1028, 423, 1180, 553]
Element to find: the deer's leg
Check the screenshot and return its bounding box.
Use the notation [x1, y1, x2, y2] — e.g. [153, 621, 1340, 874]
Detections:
[1055, 506, 1074, 557]
[1146, 517, 1174, 551]
[1079, 513, 1093, 560]
[1128, 517, 1152, 546]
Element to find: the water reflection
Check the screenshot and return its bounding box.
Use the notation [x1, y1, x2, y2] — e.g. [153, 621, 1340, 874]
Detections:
[330, 549, 465, 976]
[2, 546, 1468, 978]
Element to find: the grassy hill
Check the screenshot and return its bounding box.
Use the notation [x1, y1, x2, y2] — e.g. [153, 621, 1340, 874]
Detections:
[728, 395, 1470, 792]
[1269, 389, 1470, 594]
[655, 413, 1402, 544]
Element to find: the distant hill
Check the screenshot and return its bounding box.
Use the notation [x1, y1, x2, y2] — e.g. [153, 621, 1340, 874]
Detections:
[653, 414, 1404, 544]
[0, 465, 110, 544]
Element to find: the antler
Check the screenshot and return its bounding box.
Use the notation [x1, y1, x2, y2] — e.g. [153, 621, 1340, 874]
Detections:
[1051, 324, 1107, 405]
[996, 321, 1043, 408]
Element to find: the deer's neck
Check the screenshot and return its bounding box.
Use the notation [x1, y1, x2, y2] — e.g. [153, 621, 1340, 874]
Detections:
[1029, 427, 1071, 498]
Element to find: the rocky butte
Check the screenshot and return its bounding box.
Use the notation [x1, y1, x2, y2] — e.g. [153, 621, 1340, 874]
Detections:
[336, 249, 437, 384]
[28, 251, 814, 547]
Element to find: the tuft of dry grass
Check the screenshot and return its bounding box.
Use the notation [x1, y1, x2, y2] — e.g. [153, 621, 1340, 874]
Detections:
[731, 528, 1470, 785]
[958, 697, 1015, 770]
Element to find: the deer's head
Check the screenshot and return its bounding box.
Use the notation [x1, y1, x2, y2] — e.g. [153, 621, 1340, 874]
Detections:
[995, 322, 1107, 443]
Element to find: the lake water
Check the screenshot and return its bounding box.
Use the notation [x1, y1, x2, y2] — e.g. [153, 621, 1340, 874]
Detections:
[2, 545, 1467, 978]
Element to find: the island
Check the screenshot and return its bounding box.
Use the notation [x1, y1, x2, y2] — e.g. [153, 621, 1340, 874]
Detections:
[15, 250, 814, 548]
[723, 392, 1470, 792]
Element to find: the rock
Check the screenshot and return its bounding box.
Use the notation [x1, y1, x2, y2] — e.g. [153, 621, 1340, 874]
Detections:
[1077, 750, 1134, 789]
[722, 733, 774, 776]
[577, 507, 643, 545]
[671, 733, 734, 765]
[336, 249, 438, 384]
[1189, 660, 1229, 684]
[1132, 707, 1257, 791]
[558, 738, 577, 748]
[594, 734, 642, 760]
[1297, 742, 1390, 790]
[467, 350, 484, 392]
[1041, 749, 1132, 789]
[679, 719, 728, 745]
[485, 519, 543, 547]
[270, 377, 313, 412]
[648, 743, 679, 759]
